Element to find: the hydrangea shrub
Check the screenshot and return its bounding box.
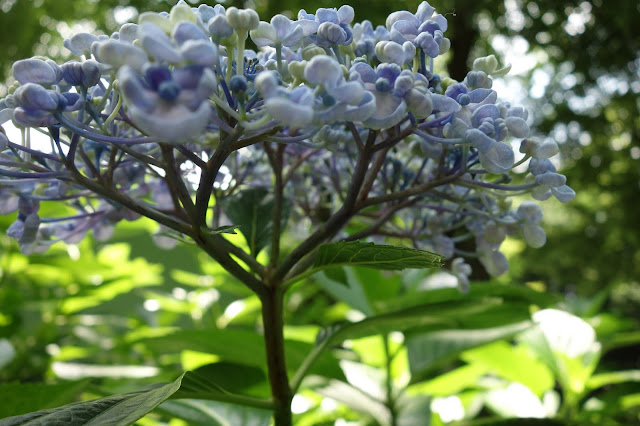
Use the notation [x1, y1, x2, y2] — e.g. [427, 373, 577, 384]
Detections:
[0, 1, 573, 424]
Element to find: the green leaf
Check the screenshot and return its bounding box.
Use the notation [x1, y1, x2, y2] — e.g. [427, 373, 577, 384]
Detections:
[410, 363, 490, 397]
[329, 298, 507, 342]
[0, 381, 87, 419]
[221, 188, 289, 256]
[158, 400, 272, 426]
[587, 370, 640, 390]
[377, 282, 558, 313]
[407, 321, 532, 381]
[175, 363, 271, 399]
[203, 225, 241, 235]
[291, 298, 517, 392]
[461, 341, 555, 396]
[315, 379, 390, 425]
[315, 268, 402, 316]
[315, 269, 374, 316]
[602, 330, 640, 353]
[313, 241, 444, 271]
[136, 328, 343, 380]
[395, 394, 432, 426]
[0, 375, 183, 426]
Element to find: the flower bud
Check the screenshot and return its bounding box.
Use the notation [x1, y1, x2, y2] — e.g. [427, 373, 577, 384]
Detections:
[523, 223, 546, 248]
[226, 7, 259, 32]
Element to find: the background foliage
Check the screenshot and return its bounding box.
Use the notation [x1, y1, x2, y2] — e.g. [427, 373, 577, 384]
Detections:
[0, 0, 639, 424]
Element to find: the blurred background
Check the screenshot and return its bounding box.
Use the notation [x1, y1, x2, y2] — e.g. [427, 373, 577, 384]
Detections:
[0, 0, 639, 423]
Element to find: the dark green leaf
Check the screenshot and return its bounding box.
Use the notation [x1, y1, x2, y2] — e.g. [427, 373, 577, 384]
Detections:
[221, 188, 289, 256]
[0, 375, 183, 426]
[0, 381, 87, 419]
[175, 363, 270, 399]
[313, 241, 444, 271]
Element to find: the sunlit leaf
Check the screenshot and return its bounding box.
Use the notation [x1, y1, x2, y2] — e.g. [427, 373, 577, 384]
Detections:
[587, 370, 640, 390]
[407, 322, 532, 381]
[409, 364, 489, 397]
[136, 329, 343, 380]
[461, 341, 555, 396]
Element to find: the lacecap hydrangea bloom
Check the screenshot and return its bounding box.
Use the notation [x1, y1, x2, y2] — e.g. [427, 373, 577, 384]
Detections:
[0, 1, 574, 289]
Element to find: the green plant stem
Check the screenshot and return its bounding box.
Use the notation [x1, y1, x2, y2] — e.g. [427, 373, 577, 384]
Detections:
[383, 334, 398, 426]
[265, 143, 285, 269]
[290, 330, 334, 393]
[261, 285, 293, 426]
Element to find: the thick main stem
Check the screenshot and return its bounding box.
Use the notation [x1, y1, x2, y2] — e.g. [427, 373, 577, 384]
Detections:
[261, 285, 293, 426]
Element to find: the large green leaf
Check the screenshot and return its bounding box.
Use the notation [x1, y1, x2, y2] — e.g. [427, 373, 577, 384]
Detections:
[327, 298, 507, 342]
[409, 364, 490, 397]
[290, 298, 518, 392]
[158, 400, 272, 426]
[0, 381, 87, 419]
[313, 241, 444, 271]
[136, 328, 343, 380]
[221, 188, 289, 257]
[0, 375, 183, 426]
[377, 282, 558, 313]
[407, 321, 532, 381]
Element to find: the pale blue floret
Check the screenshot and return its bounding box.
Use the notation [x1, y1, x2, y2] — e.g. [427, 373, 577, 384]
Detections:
[92, 39, 148, 71]
[116, 23, 139, 43]
[11, 82, 82, 127]
[465, 128, 515, 174]
[172, 21, 209, 45]
[180, 40, 219, 67]
[297, 6, 355, 46]
[138, 23, 182, 63]
[208, 14, 234, 42]
[516, 201, 546, 248]
[375, 40, 416, 65]
[352, 20, 389, 58]
[118, 64, 216, 143]
[250, 15, 304, 48]
[256, 71, 314, 127]
[60, 60, 101, 87]
[386, 1, 450, 58]
[63, 33, 100, 57]
[305, 55, 363, 105]
[12, 58, 61, 86]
